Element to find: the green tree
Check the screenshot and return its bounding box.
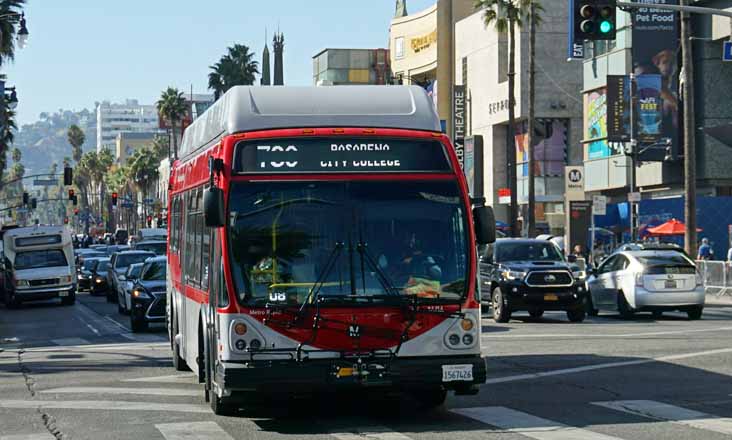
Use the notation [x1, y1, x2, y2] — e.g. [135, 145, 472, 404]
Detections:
[151, 134, 170, 162]
[156, 87, 186, 160]
[208, 44, 259, 99]
[11, 147, 20, 163]
[475, 0, 533, 237]
[67, 124, 86, 163]
[0, 0, 26, 67]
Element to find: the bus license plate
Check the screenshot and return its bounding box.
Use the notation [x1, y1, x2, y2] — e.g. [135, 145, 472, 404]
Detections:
[442, 364, 473, 382]
[544, 294, 558, 301]
[664, 280, 677, 289]
[59, 291, 69, 297]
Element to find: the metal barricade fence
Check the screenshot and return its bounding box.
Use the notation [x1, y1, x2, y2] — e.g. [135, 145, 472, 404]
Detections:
[696, 260, 732, 297]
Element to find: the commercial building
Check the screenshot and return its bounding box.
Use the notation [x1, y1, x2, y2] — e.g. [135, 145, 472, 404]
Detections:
[312, 48, 391, 86]
[581, 0, 732, 256]
[454, 1, 583, 227]
[115, 132, 161, 165]
[388, 0, 475, 136]
[96, 100, 160, 152]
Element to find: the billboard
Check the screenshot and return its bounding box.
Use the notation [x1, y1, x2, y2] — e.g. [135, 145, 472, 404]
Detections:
[632, 0, 680, 151]
[636, 74, 663, 143]
[607, 74, 663, 144]
[607, 75, 630, 143]
[569, 200, 593, 255]
[515, 119, 568, 177]
[584, 89, 611, 159]
[464, 135, 484, 198]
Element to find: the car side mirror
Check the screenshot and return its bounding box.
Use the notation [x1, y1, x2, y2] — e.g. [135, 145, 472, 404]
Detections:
[119, 275, 127, 281]
[204, 186, 225, 228]
[567, 254, 578, 263]
[473, 206, 496, 245]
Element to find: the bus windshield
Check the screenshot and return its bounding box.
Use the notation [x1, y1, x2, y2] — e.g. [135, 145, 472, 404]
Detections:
[15, 249, 68, 270]
[228, 180, 469, 305]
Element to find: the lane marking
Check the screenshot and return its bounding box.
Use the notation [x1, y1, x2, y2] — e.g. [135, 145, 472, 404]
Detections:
[21, 342, 168, 352]
[330, 427, 413, 440]
[485, 347, 732, 385]
[0, 434, 54, 440]
[103, 315, 131, 333]
[124, 373, 195, 383]
[50, 338, 90, 346]
[0, 400, 209, 413]
[156, 422, 235, 440]
[482, 326, 732, 339]
[451, 406, 624, 440]
[593, 400, 732, 435]
[40, 387, 198, 397]
[85, 324, 101, 336]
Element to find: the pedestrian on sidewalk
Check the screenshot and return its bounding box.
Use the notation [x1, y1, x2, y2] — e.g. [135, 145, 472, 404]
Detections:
[697, 238, 713, 260]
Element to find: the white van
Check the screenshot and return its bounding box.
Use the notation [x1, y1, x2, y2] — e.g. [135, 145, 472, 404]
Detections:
[2, 225, 76, 307]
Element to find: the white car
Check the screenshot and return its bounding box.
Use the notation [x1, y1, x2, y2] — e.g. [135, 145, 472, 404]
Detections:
[117, 262, 144, 315]
[587, 250, 704, 320]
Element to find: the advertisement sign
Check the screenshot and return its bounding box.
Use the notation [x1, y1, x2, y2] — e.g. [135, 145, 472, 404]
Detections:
[592, 195, 607, 216]
[498, 188, 511, 205]
[607, 75, 630, 142]
[464, 135, 484, 197]
[632, 0, 680, 151]
[584, 89, 611, 159]
[453, 85, 466, 169]
[569, 200, 593, 254]
[565, 166, 585, 200]
[636, 74, 663, 143]
[607, 74, 663, 144]
[516, 119, 569, 178]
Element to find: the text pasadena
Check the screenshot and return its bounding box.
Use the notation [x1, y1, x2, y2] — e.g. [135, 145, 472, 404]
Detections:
[331, 143, 391, 151]
[320, 159, 402, 168]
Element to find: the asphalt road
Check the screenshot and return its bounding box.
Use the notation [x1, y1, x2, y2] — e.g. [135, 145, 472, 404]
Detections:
[2, 291, 732, 440]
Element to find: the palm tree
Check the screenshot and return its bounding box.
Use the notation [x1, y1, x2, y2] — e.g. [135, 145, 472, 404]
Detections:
[67, 124, 86, 163]
[11, 147, 20, 163]
[0, 0, 26, 67]
[156, 87, 187, 160]
[475, 0, 532, 237]
[208, 44, 259, 99]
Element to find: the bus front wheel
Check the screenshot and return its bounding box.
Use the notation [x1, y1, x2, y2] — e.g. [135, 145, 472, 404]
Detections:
[208, 388, 237, 416]
[171, 308, 188, 371]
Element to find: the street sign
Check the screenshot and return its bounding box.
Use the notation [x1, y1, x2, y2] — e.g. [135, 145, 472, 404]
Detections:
[628, 192, 641, 203]
[498, 188, 511, 205]
[592, 195, 607, 216]
[33, 179, 57, 186]
[724, 41, 732, 62]
[565, 166, 585, 201]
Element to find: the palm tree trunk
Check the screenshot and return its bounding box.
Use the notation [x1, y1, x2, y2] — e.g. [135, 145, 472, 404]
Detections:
[527, 1, 537, 238]
[171, 123, 178, 160]
[508, 18, 518, 237]
[680, 0, 696, 257]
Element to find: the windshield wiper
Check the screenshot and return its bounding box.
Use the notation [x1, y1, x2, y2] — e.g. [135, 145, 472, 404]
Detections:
[356, 241, 402, 296]
[297, 241, 344, 314]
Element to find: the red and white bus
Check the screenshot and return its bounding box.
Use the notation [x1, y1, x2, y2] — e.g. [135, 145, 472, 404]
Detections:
[167, 85, 496, 415]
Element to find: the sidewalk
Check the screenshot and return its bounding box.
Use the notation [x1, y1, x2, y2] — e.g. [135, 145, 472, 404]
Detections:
[706, 293, 732, 306]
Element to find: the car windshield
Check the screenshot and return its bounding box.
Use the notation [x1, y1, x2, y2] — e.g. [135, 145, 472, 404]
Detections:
[15, 249, 68, 270]
[141, 260, 166, 281]
[127, 264, 143, 278]
[82, 259, 98, 270]
[495, 241, 564, 263]
[136, 242, 166, 255]
[115, 253, 153, 269]
[228, 180, 469, 305]
[96, 260, 110, 272]
[637, 254, 695, 272]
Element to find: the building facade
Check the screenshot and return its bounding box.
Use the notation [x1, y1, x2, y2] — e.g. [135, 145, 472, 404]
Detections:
[115, 132, 161, 164]
[454, 1, 583, 228]
[312, 48, 391, 85]
[96, 100, 160, 152]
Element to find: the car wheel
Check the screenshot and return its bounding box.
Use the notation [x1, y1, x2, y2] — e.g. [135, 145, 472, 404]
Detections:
[687, 306, 703, 320]
[567, 307, 586, 323]
[528, 309, 544, 319]
[209, 387, 238, 416]
[618, 291, 635, 319]
[410, 387, 447, 409]
[130, 314, 148, 332]
[117, 300, 127, 315]
[492, 287, 511, 323]
[585, 293, 599, 317]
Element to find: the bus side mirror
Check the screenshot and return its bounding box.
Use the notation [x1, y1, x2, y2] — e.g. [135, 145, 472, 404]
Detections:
[204, 186, 225, 228]
[473, 206, 496, 245]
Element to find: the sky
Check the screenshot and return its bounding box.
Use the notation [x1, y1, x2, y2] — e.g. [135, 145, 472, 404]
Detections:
[5, 0, 437, 126]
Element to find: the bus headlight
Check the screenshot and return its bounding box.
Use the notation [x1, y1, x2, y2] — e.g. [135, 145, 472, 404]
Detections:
[59, 275, 72, 284]
[448, 334, 460, 346]
[15, 279, 29, 287]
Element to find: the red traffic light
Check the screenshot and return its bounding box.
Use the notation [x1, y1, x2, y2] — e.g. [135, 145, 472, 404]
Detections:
[68, 189, 75, 200]
[74, 208, 79, 215]
[64, 217, 69, 224]
[111, 192, 118, 206]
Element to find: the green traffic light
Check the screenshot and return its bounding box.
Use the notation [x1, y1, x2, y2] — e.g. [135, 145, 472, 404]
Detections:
[599, 20, 613, 34]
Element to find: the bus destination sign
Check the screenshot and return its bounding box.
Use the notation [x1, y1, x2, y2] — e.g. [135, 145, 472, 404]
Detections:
[235, 138, 452, 174]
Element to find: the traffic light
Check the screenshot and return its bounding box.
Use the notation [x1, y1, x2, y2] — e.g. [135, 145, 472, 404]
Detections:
[63, 166, 73, 185]
[575, 0, 616, 41]
[74, 208, 79, 216]
[111, 192, 118, 206]
[22, 192, 28, 205]
[68, 189, 75, 200]
[64, 217, 69, 225]
[72, 195, 78, 206]
[30, 198, 37, 209]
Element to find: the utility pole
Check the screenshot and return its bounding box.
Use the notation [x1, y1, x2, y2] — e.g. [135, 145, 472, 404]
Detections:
[681, 0, 697, 257]
[527, 0, 537, 238]
[629, 73, 638, 242]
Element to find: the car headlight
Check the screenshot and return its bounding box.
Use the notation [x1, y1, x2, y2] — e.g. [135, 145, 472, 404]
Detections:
[572, 270, 587, 280]
[59, 275, 72, 284]
[15, 279, 29, 287]
[132, 288, 152, 299]
[502, 270, 527, 280]
[95, 277, 104, 284]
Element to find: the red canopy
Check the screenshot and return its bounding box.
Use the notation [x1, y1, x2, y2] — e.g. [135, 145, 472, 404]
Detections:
[646, 219, 702, 236]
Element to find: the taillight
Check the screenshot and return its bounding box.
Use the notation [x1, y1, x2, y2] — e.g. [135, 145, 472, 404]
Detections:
[635, 272, 645, 287]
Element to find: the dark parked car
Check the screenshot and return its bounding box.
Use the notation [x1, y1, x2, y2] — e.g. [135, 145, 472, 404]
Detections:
[106, 251, 155, 303]
[133, 240, 166, 256]
[129, 256, 167, 332]
[89, 257, 111, 296]
[480, 239, 589, 323]
[78, 256, 106, 291]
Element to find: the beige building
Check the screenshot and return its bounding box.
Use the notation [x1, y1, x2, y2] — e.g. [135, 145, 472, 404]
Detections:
[115, 132, 160, 165]
[388, 0, 474, 136]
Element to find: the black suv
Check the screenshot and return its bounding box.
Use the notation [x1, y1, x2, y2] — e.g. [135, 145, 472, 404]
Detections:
[480, 239, 588, 323]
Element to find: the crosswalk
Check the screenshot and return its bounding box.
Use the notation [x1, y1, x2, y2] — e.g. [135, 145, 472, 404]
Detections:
[4, 374, 732, 440]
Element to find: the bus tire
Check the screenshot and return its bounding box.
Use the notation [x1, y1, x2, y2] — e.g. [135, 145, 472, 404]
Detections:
[209, 388, 237, 416]
[171, 308, 188, 372]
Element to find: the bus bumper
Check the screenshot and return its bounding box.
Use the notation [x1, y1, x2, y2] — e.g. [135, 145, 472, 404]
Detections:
[216, 355, 486, 394]
[13, 285, 75, 302]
